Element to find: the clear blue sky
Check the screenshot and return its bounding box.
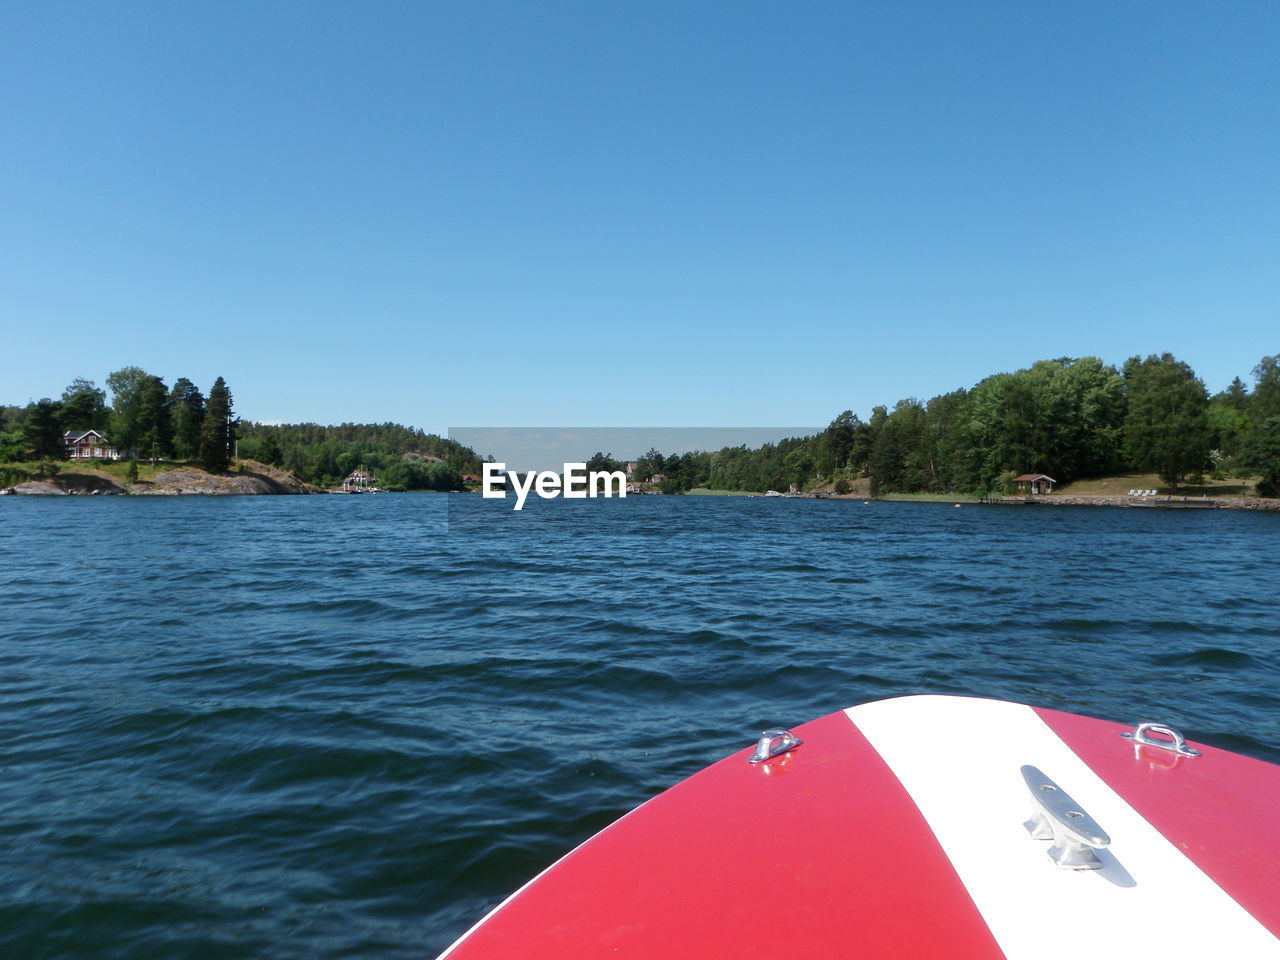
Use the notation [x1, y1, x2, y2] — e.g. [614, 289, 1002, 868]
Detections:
[2, 2, 1276, 433]
[450, 428, 822, 472]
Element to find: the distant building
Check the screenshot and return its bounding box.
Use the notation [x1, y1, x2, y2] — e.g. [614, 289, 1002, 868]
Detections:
[1013, 473, 1056, 495]
[626, 462, 638, 480]
[649, 474, 667, 484]
[460, 473, 481, 483]
[64, 430, 119, 460]
[343, 469, 376, 492]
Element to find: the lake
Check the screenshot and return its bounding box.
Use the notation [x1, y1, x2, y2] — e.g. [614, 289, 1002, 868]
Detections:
[2, 494, 1277, 958]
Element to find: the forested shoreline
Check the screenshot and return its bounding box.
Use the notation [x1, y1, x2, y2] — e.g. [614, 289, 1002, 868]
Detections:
[2, 369, 236, 477]
[609, 353, 1280, 497]
[1, 369, 481, 492]
[236, 422, 481, 491]
[5, 352, 1279, 498]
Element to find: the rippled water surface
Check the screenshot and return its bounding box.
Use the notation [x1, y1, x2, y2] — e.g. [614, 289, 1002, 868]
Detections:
[3, 494, 1278, 958]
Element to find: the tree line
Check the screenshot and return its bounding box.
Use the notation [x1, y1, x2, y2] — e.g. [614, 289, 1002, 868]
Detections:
[592, 353, 1280, 497]
[1, 372, 483, 491]
[236, 422, 481, 491]
[6, 352, 1278, 496]
[1, 369, 237, 473]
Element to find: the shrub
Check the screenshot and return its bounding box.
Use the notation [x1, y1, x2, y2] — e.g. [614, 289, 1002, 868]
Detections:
[995, 469, 1019, 495]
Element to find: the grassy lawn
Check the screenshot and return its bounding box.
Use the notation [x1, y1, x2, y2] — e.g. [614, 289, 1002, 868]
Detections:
[1, 458, 203, 484]
[1055, 473, 1259, 498]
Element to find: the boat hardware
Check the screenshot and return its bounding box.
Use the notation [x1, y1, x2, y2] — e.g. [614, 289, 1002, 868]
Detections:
[748, 729, 803, 764]
[1120, 722, 1201, 757]
[1021, 765, 1111, 870]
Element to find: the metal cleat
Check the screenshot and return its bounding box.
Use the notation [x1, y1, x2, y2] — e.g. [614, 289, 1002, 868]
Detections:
[1021, 765, 1111, 870]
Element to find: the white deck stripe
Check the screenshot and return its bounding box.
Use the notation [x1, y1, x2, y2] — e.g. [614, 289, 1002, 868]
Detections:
[848, 696, 1280, 959]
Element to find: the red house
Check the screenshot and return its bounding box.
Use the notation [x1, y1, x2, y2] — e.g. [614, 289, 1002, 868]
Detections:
[63, 430, 119, 460]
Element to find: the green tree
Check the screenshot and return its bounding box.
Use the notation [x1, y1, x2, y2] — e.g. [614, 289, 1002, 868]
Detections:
[106, 366, 153, 456]
[23, 399, 65, 459]
[1240, 417, 1280, 497]
[816, 411, 859, 477]
[170, 378, 206, 460]
[137, 375, 173, 462]
[966, 357, 1125, 489]
[59, 379, 109, 432]
[868, 399, 926, 493]
[1123, 353, 1213, 489]
[585, 451, 625, 474]
[1208, 378, 1254, 461]
[257, 432, 283, 466]
[920, 389, 973, 492]
[634, 447, 665, 480]
[784, 447, 815, 488]
[1252, 355, 1280, 423]
[0, 407, 22, 462]
[1223, 376, 1251, 409]
[199, 377, 236, 472]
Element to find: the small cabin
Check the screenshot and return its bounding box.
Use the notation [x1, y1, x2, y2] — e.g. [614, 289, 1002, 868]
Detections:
[649, 474, 667, 484]
[1013, 473, 1056, 495]
[460, 474, 481, 483]
[343, 469, 376, 492]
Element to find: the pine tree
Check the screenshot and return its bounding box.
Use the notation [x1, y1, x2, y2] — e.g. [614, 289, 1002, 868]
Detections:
[23, 399, 65, 460]
[170, 378, 206, 461]
[59, 379, 108, 432]
[199, 377, 235, 473]
[257, 433, 283, 466]
[137, 375, 173, 462]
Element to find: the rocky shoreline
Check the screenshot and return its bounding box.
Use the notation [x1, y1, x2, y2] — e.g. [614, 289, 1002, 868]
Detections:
[996, 494, 1280, 512]
[804, 484, 1279, 511]
[0, 461, 319, 496]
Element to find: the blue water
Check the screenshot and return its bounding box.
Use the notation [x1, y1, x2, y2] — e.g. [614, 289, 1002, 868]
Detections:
[2, 494, 1278, 958]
